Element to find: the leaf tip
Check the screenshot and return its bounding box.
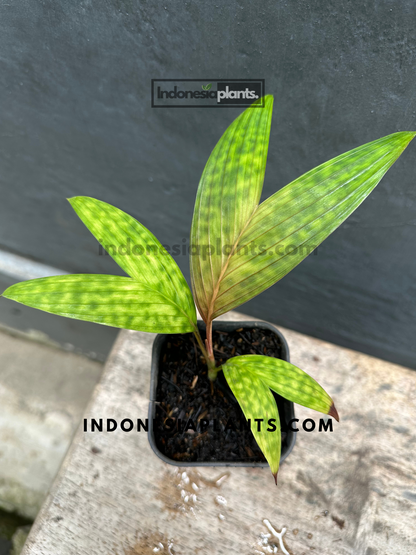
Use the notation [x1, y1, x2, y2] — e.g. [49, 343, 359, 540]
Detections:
[67, 197, 78, 208]
[396, 131, 416, 152]
[67, 196, 93, 206]
[264, 94, 274, 107]
[404, 131, 416, 143]
[272, 471, 278, 485]
[1, 285, 13, 299]
[328, 402, 339, 422]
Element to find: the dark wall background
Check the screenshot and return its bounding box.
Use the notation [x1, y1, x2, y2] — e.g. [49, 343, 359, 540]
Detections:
[1, 1, 416, 367]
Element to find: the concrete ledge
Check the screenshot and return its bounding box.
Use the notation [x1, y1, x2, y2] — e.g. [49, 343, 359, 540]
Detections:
[0, 331, 103, 519]
[21, 312, 416, 554]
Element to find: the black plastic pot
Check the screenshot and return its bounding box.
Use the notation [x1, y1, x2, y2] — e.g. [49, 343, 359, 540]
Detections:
[148, 320, 296, 467]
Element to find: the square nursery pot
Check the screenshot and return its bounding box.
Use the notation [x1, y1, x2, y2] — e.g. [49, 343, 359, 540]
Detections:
[148, 320, 296, 468]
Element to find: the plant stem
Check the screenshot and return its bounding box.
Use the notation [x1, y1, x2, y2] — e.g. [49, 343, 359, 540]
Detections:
[208, 365, 220, 381]
[192, 326, 208, 359]
[205, 319, 217, 380]
[192, 321, 217, 380]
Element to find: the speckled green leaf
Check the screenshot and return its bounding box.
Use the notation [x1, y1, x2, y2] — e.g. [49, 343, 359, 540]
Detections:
[223, 353, 339, 480]
[222, 359, 281, 480]
[190, 96, 274, 321]
[2, 274, 195, 333]
[225, 355, 338, 417]
[213, 132, 415, 317]
[68, 196, 196, 330]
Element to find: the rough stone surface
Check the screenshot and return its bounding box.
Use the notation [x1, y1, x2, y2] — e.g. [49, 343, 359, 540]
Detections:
[1, 2, 416, 368]
[21, 312, 416, 555]
[0, 331, 103, 519]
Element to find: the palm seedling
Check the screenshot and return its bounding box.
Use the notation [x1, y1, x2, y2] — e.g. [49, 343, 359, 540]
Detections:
[3, 96, 414, 482]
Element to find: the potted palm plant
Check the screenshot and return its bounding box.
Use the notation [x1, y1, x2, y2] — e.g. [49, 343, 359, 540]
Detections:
[2, 96, 414, 483]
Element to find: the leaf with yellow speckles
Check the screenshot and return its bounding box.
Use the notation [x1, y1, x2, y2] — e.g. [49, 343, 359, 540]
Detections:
[222, 358, 281, 481]
[2, 274, 195, 333]
[68, 196, 196, 328]
[213, 131, 415, 317]
[190, 96, 415, 320]
[223, 354, 339, 481]
[2, 197, 197, 333]
[190, 96, 274, 322]
[225, 355, 339, 418]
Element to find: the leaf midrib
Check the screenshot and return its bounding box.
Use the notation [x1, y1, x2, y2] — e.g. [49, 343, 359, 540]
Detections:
[206, 203, 260, 322]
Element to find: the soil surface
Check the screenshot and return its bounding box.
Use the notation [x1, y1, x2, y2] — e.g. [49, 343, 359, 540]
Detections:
[153, 326, 290, 463]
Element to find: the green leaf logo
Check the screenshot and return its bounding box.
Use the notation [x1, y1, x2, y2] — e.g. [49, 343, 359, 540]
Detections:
[202, 83, 212, 91]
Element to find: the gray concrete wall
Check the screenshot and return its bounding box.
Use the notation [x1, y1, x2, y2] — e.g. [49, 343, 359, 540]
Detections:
[1, 1, 416, 367]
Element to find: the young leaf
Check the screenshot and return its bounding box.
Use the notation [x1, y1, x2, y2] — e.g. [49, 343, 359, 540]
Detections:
[190, 96, 274, 322]
[2, 275, 195, 333]
[224, 355, 339, 419]
[190, 96, 415, 320]
[69, 197, 196, 328]
[222, 361, 281, 482]
[214, 131, 416, 316]
[69, 196, 197, 328]
[2, 198, 197, 334]
[222, 354, 338, 482]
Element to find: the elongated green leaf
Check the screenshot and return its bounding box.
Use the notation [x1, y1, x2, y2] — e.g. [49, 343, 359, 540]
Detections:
[213, 131, 415, 317]
[69, 196, 196, 319]
[2, 275, 195, 333]
[190, 96, 274, 321]
[223, 360, 281, 481]
[68, 196, 196, 330]
[223, 354, 338, 481]
[190, 98, 415, 320]
[224, 355, 338, 418]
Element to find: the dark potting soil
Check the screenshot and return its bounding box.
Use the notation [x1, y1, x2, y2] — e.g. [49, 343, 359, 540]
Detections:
[153, 326, 288, 463]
